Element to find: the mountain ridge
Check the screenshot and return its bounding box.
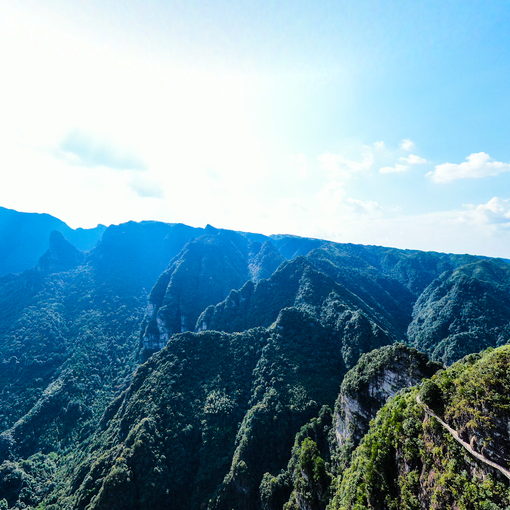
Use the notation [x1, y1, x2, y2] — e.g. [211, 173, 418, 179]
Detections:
[0, 207, 508, 509]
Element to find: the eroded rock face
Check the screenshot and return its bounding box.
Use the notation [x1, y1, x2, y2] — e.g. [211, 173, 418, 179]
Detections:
[334, 343, 441, 462]
[259, 345, 441, 510]
[469, 418, 510, 468]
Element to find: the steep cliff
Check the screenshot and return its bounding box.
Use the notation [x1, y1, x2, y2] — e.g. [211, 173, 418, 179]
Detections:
[333, 344, 441, 466]
[260, 344, 440, 510]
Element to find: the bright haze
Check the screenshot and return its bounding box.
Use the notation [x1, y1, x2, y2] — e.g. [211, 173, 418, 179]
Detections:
[1, 1, 510, 257]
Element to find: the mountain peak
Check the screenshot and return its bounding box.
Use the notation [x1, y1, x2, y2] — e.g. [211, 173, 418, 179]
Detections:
[37, 231, 84, 274]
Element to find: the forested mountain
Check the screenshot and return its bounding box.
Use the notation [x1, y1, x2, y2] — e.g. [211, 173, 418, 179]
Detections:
[0, 209, 508, 509]
[408, 259, 510, 364]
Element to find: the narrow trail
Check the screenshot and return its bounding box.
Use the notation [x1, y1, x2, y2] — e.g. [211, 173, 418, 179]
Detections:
[416, 396, 510, 482]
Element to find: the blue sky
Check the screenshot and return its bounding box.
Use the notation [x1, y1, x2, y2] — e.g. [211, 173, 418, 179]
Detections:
[1, 1, 510, 256]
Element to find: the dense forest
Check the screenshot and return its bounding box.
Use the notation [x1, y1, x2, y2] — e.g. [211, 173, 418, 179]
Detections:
[0, 207, 508, 509]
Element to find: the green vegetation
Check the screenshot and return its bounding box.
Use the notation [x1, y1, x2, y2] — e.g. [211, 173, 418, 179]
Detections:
[0, 214, 508, 509]
[284, 437, 331, 510]
[267, 406, 334, 510]
[409, 259, 510, 364]
[66, 307, 347, 510]
[330, 345, 510, 509]
[334, 343, 442, 468]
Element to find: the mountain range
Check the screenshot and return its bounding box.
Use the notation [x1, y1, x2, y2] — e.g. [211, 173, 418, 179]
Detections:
[0, 207, 508, 509]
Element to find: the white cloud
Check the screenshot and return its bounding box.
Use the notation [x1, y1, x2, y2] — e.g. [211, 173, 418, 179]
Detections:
[262, 185, 510, 258]
[318, 149, 374, 180]
[320, 139, 427, 178]
[379, 163, 409, 174]
[379, 153, 427, 173]
[401, 154, 427, 165]
[428, 152, 510, 183]
[400, 139, 415, 152]
[462, 197, 510, 228]
[345, 197, 382, 215]
[130, 175, 165, 198]
[58, 131, 145, 170]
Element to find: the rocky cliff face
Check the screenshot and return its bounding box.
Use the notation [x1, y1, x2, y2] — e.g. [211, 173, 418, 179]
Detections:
[252, 344, 441, 510]
[333, 344, 442, 465]
[141, 231, 250, 354]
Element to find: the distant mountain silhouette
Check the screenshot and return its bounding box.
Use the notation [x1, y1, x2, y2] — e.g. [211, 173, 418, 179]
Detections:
[0, 206, 105, 275]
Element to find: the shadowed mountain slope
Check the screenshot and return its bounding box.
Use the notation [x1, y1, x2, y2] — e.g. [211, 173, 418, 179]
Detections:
[140, 230, 321, 357]
[0, 206, 105, 276]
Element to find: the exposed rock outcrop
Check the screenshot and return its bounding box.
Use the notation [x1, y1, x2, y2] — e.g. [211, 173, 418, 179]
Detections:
[334, 343, 441, 464]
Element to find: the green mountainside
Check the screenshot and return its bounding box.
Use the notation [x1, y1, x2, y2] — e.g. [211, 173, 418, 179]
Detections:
[0, 209, 508, 509]
[66, 309, 344, 510]
[331, 345, 510, 509]
[408, 259, 510, 364]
